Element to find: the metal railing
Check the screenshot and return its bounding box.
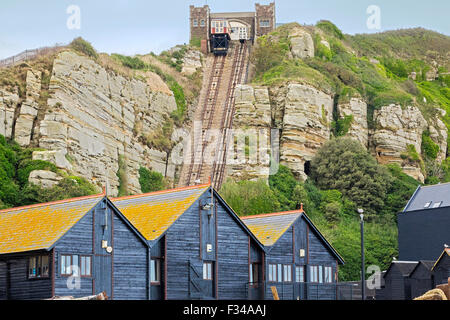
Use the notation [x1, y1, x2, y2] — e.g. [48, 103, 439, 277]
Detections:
[0, 44, 66, 68]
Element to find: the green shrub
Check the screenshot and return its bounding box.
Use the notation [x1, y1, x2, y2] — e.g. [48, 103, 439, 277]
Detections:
[139, 167, 165, 193]
[332, 114, 353, 137]
[219, 179, 281, 216]
[316, 20, 344, 40]
[116, 154, 128, 197]
[112, 54, 146, 70]
[70, 37, 98, 59]
[421, 131, 440, 159]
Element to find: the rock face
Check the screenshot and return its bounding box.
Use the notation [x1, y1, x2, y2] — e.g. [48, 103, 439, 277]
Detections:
[2, 50, 180, 195]
[338, 97, 369, 148]
[0, 89, 19, 138]
[231, 83, 333, 181]
[15, 70, 42, 146]
[226, 85, 272, 181]
[289, 27, 315, 59]
[182, 49, 203, 76]
[29, 170, 63, 189]
[371, 104, 428, 182]
[280, 84, 333, 180]
[231, 84, 447, 184]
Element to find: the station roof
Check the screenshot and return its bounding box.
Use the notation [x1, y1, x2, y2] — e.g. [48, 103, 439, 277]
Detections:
[111, 184, 210, 241]
[211, 12, 255, 19]
[0, 194, 104, 255]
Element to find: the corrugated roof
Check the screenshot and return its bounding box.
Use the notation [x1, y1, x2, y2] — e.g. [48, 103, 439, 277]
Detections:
[241, 210, 302, 246]
[111, 184, 209, 241]
[0, 194, 104, 255]
[403, 183, 450, 212]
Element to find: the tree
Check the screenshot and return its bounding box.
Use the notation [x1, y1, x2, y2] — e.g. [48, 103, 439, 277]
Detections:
[138, 167, 166, 193]
[310, 137, 392, 219]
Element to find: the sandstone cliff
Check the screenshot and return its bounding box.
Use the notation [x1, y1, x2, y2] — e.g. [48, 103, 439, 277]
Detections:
[0, 48, 202, 195]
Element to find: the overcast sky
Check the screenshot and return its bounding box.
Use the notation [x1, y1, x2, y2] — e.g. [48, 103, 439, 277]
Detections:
[0, 0, 449, 59]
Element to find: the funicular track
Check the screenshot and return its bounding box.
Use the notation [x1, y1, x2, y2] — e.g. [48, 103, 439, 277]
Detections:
[178, 41, 249, 188]
[211, 41, 248, 189]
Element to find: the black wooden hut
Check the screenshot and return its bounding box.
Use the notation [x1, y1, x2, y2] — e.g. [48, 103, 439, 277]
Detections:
[399, 184, 450, 261]
[382, 261, 418, 300]
[241, 209, 345, 300]
[432, 248, 450, 286]
[409, 260, 435, 299]
[112, 183, 265, 300]
[0, 193, 149, 300]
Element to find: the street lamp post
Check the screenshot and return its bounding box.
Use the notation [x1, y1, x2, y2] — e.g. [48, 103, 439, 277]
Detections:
[358, 209, 365, 301]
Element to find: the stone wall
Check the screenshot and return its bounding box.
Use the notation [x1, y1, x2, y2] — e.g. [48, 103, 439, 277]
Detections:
[190, 5, 210, 42]
[255, 2, 276, 37]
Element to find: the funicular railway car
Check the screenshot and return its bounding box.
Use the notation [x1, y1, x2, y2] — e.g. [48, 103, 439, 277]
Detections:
[210, 18, 231, 55]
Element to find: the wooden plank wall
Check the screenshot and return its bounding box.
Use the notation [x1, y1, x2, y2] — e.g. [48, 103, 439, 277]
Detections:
[112, 213, 148, 300]
[0, 251, 52, 299]
[264, 216, 338, 300]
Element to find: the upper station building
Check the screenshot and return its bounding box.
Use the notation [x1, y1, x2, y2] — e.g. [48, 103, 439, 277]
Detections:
[189, 2, 276, 51]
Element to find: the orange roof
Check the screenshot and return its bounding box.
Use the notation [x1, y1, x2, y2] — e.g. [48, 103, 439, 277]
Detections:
[0, 194, 104, 254]
[241, 210, 303, 246]
[111, 184, 210, 241]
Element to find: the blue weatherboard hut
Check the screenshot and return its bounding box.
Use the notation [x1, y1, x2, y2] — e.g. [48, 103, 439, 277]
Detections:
[112, 183, 266, 300]
[241, 209, 345, 300]
[0, 193, 149, 300]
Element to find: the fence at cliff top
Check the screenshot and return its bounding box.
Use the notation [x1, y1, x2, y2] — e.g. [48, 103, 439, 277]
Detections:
[0, 44, 66, 68]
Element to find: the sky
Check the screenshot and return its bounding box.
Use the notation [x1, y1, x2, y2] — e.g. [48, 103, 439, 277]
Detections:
[0, 0, 449, 59]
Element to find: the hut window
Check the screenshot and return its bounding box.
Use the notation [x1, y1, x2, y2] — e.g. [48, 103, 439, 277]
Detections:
[295, 266, 305, 283]
[324, 266, 333, 283]
[150, 258, 161, 284]
[268, 264, 277, 282]
[309, 265, 319, 283]
[28, 255, 49, 279]
[283, 265, 292, 282]
[61, 254, 75, 276]
[318, 266, 323, 283]
[80, 256, 92, 277]
[277, 264, 282, 282]
[249, 263, 260, 284]
[203, 262, 213, 280]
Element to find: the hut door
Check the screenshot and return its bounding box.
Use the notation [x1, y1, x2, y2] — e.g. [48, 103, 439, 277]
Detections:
[188, 259, 213, 299]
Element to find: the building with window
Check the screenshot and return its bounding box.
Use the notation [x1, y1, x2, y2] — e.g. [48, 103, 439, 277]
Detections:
[112, 183, 265, 300]
[0, 193, 149, 300]
[241, 209, 345, 300]
[189, 2, 276, 52]
[398, 183, 450, 261]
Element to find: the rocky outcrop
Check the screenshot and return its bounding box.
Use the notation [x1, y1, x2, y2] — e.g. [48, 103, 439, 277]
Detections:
[231, 83, 333, 181]
[2, 50, 180, 195]
[15, 70, 42, 146]
[338, 97, 369, 148]
[29, 170, 63, 189]
[226, 85, 272, 181]
[0, 89, 19, 139]
[289, 27, 314, 59]
[280, 84, 333, 180]
[371, 104, 428, 182]
[181, 49, 203, 76]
